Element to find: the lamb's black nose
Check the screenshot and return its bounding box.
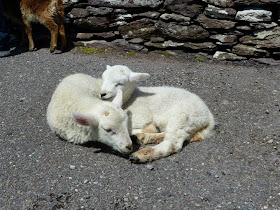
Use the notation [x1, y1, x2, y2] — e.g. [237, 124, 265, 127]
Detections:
[100, 93, 106, 98]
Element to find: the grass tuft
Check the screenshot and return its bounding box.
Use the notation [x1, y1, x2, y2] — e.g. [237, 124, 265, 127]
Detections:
[195, 57, 205, 62]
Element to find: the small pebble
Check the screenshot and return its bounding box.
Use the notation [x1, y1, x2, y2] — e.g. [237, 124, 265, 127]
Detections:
[70, 165, 76, 170]
[146, 164, 154, 170]
[83, 179, 89, 184]
[267, 139, 273, 144]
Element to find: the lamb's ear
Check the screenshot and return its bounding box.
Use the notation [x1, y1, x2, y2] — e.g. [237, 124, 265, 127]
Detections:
[106, 65, 111, 69]
[112, 89, 123, 108]
[129, 72, 150, 83]
[71, 111, 98, 127]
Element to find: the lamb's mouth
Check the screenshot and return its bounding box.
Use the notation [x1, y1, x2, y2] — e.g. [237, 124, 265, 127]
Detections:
[102, 95, 113, 100]
[100, 93, 113, 100]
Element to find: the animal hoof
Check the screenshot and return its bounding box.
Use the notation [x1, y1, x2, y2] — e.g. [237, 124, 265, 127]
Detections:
[50, 47, 56, 53]
[129, 155, 140, 163]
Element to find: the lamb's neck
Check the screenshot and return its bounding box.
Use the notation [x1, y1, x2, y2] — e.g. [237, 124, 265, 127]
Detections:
[123, 83, 136, 104]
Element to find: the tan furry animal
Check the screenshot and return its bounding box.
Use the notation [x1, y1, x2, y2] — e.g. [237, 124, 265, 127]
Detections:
[0, 0, 67, 52]
[20, 0, 67, 52]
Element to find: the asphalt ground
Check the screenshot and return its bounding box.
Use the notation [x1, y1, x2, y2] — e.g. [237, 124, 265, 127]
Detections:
[0, 47, 279, 209]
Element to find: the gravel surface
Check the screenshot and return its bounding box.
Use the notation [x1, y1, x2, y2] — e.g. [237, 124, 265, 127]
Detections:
[0, 48, 279, 209]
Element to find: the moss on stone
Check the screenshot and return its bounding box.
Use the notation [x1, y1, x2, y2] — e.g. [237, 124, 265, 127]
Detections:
[76, 46, 136, 56]
[119, 51, 136, 56]
[195, 56, 205, 62]
[127, 51, 136, 56]
[75, 46, 106, 54]
[150, 50, 174, 57]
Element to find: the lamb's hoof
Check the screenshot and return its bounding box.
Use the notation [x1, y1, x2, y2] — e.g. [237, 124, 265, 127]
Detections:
[129, 155, 140, 163]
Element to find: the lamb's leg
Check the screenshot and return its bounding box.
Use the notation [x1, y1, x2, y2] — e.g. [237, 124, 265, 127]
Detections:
[135, 132, 165, 145]
[142, 123, 158, 133]
[132, 123, 165, 145]
[190, 123, 213, 142]
[130, 116, 197, 163]
[130, 118, 213, 163]
[190, 132, 203, 142]
[130, 123, 191, 163]
[129, 135, 186, 163]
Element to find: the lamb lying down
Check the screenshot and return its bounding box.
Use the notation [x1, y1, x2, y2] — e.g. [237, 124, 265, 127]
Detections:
[101, 65, 215, 163]
[46, 73, 133, 154]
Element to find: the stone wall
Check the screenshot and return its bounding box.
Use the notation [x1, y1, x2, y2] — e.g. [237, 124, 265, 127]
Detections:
[63, 0, 280, 61]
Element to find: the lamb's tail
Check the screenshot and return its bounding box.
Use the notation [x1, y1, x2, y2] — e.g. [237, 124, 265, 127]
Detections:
[190, 112, 215, 142]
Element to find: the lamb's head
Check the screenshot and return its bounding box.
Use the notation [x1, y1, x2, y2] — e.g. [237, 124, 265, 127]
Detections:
[100, 65, 150, 101]
[71, 90, 132, 154]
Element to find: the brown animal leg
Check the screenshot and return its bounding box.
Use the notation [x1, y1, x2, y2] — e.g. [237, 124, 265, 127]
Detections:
[130, 147, 155, 163]
[190, 133, 203, 142]
[134, 123, 165, 145]
[189, 125, 209, 143]
[58, 22, 67, 51]
[136, 133, 165, 145]
[142, 123, 158, 133]
[20, 29, 27, 46]
[44, 18, 58, 52]
[57, 1, 67, 51]
[130, 138, 184, 163]
[22, 18, 34, 51]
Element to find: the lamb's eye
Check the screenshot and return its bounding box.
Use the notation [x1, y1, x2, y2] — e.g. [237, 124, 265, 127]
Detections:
[115, 83, 123, 87]
[104, 128, 112, 133]
[104, 128, 116, 134]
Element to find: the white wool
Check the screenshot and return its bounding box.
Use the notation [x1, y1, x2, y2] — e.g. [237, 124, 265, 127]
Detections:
[101, 65, 215, 162]
[46, 73, 132, 154]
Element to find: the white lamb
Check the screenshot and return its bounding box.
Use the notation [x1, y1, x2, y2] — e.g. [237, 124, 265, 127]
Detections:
[46, 73, 133, 154]
[101, 65, 215, 163]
